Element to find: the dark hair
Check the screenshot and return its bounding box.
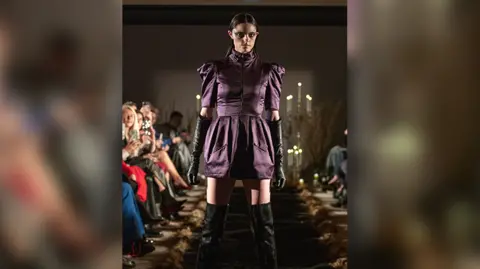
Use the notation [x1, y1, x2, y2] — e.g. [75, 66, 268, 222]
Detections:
[225, 13, 259, 57]
[170, 111, 183, 119]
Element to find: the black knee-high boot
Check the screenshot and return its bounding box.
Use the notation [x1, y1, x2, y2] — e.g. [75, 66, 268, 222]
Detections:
[196, 203, 229, 269]
[250, 203, 278, 269]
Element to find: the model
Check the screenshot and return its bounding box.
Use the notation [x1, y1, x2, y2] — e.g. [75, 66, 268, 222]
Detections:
[187, 13, 286, 269]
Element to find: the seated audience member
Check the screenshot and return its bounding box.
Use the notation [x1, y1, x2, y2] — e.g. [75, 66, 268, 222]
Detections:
[141, 106, 190, 191]
[136, 110, 156, 155]
[155, 111, 184, 153]
[133, 105, 185, 194]
[123, 104, 139, 144]
[122, 104, 186, 220]
[326, 145, 347, 181]
[326, 129, 348, 207]
[156, 111, 192, 178]
[122, 181, 155, 266]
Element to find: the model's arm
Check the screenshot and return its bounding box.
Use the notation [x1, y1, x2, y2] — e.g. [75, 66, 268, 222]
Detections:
[266, 63, 286, 189]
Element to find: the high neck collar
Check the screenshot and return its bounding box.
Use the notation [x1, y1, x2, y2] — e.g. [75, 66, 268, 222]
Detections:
[229, 49, 256, 63]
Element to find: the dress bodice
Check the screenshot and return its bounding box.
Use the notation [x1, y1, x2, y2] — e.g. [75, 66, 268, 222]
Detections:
[198, 50, 285, 117]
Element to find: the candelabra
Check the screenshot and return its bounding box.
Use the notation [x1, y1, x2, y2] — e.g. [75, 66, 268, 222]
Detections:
[285, 82, 313, 184]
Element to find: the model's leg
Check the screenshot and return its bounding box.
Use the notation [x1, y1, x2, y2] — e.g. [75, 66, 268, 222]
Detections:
[243, 179, 278, 269]
[196, 177, 236, 269]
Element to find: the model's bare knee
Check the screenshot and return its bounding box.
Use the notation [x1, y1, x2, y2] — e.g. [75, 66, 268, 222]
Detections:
[243, 179, 271, 205]
[206, 177, 236, 205]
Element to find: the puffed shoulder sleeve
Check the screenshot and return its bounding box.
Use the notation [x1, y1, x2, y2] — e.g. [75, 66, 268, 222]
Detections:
[197, 61, 218, 108]
[265, 63, 285, 111]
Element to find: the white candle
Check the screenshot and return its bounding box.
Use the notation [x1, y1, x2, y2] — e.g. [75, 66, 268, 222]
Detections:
[288, 150, 293, 166]
[286, 96, 292, 115]
[294, 150, 299, 169]
[196, 95, 201, 113]
[306, 95, 312, 114]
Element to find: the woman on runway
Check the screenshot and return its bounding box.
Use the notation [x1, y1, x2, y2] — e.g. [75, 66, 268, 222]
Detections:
[187, 13, 286, 269]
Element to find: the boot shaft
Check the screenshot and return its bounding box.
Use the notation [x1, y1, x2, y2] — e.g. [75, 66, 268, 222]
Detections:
[250, 203, 278, 269]
[196, 203, 229, 269]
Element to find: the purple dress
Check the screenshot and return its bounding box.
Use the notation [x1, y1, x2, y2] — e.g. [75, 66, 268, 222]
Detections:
[198, 50, 285, 179]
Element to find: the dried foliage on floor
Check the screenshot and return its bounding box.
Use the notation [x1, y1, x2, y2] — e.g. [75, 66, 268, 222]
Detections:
[298, 186, 348, 268]
[155, 199, 207, 269]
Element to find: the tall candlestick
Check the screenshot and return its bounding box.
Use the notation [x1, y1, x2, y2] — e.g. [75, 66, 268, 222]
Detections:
[287, 149, 293, 166]
[297, 82, 302, 112]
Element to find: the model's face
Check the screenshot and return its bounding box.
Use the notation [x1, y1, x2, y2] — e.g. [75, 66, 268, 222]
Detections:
[228, 23, 258, 54]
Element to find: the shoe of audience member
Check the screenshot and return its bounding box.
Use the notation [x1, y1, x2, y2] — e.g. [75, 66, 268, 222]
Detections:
[163, 200, 186, 214]
[167, 211, 183, 221]
[145, 230, 164, 237]
[176, 199, 186, 208]
[142, 235, 155, 244]
[147, 217, 169, 226]
[176, 189, 188, 197]
[130, 239, 155, 257]
[158, 218, 170, 226]
[330, 201, 345, 208]
[150, 215, 169, 223]
[123, 256, 136, 268]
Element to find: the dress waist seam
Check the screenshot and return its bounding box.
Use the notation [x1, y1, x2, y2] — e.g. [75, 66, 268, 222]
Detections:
[216, 114, 262, 118]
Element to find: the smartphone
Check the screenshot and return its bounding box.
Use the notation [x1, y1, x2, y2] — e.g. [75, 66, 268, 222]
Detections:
[162, 138, 172, 146]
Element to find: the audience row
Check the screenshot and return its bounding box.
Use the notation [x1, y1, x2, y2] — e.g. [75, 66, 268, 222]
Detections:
[121, 102, 194, 268]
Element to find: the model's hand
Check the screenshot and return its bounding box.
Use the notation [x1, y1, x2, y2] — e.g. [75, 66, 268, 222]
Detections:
[187, 116, 212, 186]
[273, 166, 286, 189]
